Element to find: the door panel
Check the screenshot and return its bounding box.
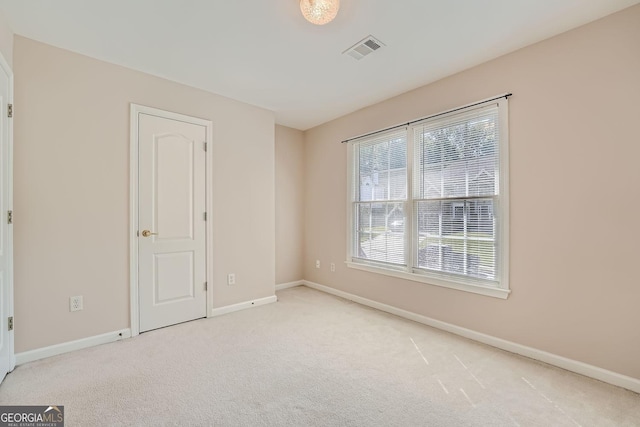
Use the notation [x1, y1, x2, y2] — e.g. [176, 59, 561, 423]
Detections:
[154, 252, 194, 304]
[155, 134, 194, 240]
[138, 113, 207, 333]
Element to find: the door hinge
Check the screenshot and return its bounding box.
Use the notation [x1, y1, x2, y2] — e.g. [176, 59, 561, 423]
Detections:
[203, 142, 207, 152]
[8, 316, 13, 331]
[204, 282, 208, 291]
[204, 212, 207, 221]
[7, 104, 12, 118]
[7, 210, 12, 225]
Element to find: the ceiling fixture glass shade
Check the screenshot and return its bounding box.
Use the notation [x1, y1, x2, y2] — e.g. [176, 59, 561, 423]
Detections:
[300, 0, 340, 25]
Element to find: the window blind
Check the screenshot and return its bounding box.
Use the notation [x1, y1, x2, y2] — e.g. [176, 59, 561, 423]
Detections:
[413, 104, 500, 280]
[352, 129, 407, 267]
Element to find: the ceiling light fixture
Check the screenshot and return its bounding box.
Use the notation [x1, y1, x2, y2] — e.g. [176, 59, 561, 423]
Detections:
[300, 0, 340, 25]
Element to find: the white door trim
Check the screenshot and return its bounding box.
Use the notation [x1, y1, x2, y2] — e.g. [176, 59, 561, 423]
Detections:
[0, 51, 14, 373]
[129, 104, 213, 337]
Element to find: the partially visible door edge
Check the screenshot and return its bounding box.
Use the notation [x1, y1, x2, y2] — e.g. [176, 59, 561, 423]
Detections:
[129, 104, 213, 337]
[0, 50, 14, 375]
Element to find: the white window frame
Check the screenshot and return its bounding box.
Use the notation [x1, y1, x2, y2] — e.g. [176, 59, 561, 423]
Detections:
[346, 96, 510, 299]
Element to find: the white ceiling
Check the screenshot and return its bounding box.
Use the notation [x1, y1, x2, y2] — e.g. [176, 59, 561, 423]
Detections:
[0, 0, 637, 130]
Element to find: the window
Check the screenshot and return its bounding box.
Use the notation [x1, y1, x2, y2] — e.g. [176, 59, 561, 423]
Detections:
[352, 130, 407, 267]
[347, 97, 509, 298]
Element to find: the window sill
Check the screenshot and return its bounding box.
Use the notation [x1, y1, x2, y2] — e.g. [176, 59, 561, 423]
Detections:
[345, 261, 510, 299]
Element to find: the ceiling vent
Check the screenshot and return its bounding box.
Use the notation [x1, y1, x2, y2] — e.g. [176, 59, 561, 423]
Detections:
[343, 35, 385, 60]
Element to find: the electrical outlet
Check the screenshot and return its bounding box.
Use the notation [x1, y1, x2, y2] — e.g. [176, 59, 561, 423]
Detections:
[316, 260, 320, 269]
[227, 273, 236, 285]
[70, 296, 83, 312]
[330, 262, 336, 272]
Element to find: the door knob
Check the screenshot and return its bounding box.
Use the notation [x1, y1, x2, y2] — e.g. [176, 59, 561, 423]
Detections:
[141, 230, 158, 237]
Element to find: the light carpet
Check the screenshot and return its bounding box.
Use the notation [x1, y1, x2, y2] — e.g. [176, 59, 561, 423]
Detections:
[1, 286, 639, 426]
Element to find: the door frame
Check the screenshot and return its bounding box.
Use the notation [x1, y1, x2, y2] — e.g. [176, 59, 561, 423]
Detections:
[0, 50, 14, 374]
[129, 104, 213, 337]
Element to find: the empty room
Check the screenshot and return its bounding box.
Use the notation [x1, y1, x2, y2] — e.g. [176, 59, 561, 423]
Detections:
[0, 1, 639, 426]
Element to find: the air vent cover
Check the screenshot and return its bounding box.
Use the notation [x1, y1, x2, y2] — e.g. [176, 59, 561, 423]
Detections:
[343, 35, 385, 60]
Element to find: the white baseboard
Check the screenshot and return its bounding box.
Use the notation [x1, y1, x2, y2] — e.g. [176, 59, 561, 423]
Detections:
[15, 329, 131, 366]
[15, 295, 278, 366]
[210, 295, 277, 317]
[302, 280, 640, 394]
[275, 281, 303, 291]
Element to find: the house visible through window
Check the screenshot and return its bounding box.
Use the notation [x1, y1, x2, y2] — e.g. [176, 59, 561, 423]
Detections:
[348, 97, 510, 298]
[353, 130, 407, 265]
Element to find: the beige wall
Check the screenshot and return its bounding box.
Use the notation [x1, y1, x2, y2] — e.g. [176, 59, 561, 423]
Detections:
[0, 12, 12, 67]
[275, 125, 305, 284]
[303, 5, 640, 380]
[13, 36, 276, 352]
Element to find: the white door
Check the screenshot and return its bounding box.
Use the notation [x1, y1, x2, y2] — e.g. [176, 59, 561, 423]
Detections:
[138, 112, 207, 332]
[0, 54, 13, 383]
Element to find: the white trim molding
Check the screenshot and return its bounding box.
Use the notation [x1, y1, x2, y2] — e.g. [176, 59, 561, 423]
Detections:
[301, 280, 640, 394]
[15, 329, 131, 366]
[0, 49, 14, 374]
[275, 281, 303, 291]
[346, 262, 510, 299]
[210, 295, 277, 317]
